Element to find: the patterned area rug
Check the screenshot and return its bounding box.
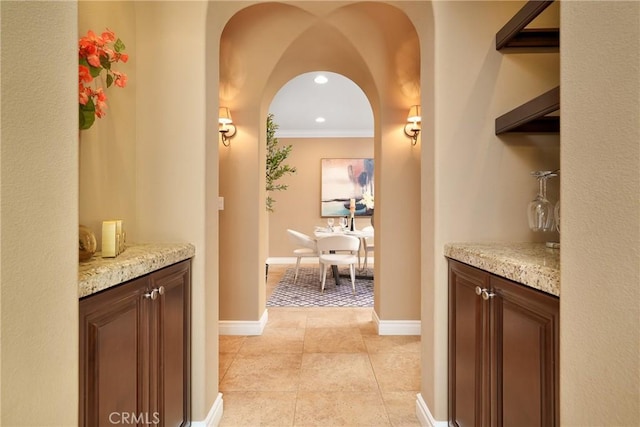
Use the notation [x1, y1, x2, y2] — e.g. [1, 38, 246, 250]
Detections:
[267, 266, 373, 307]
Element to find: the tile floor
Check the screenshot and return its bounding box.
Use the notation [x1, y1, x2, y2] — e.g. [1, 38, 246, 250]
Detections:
[218, 265, 422, 426]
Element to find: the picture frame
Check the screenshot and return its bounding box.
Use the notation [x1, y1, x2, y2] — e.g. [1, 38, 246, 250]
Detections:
[321, 158, 374, 217]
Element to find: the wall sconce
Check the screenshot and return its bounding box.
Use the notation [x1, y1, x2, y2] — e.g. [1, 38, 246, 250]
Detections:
[219, 107, 237, 146]
[404, 105, 421, 145]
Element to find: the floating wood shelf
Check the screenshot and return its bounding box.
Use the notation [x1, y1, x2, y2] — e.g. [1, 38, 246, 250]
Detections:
[495, 1, 560, 135]
[496, 0, 559, 52]
[495, 86, 559, 134]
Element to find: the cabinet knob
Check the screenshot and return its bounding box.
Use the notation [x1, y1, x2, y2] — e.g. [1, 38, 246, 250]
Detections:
[475, 286, 483, 296]
[143, 286, 165, 300]
[144, 289, 159, 300]
[481, 290, 495, 300]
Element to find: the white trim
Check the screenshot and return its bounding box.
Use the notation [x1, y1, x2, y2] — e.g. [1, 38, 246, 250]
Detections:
[372, 310, 421, 336]
[266, 256, 319, 265]
[219, 309, 268, 336]
[416, 393, 448, 427]
[276, 128, 373, 138]
[266, 256, 374, 266]
[191, 393, 223, 427]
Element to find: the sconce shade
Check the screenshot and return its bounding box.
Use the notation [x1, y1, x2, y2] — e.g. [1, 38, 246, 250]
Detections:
[404, 105, 421, 145]
[407, 105, 421, 123]
[219, 107, 233, 124]
[218, 106, 236, 146]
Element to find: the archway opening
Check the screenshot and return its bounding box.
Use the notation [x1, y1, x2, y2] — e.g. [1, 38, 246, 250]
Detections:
[266, 71, 375, 307]
[217, 0, 421, 334]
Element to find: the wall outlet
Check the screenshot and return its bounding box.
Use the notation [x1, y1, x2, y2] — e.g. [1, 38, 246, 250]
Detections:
[218, 196, 224, 210]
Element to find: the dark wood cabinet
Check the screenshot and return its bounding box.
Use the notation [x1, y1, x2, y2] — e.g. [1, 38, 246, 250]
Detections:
[80, 260, 191, 427]
[448, 259, 559, 427]
[151, 262, 191, 426]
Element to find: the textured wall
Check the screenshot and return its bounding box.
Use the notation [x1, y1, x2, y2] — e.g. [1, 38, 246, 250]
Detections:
[560, 2, 640, 424]
[0, 1, 79, 425]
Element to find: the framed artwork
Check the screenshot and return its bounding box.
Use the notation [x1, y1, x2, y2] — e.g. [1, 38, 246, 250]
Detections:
[321, 158, 374, 217]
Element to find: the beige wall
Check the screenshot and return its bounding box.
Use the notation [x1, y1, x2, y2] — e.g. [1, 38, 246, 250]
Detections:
[134, 2, 217, 419]
[561, 2, 640, 424]
[78, 1, 219, 421]
[79, 2, 137, 246]
[0, 1, 79, 425]
[218, 1, 423, 325]
[2, 1, 637, 425]
[268, 137, 374, 257]
[422, 0, 560, 419]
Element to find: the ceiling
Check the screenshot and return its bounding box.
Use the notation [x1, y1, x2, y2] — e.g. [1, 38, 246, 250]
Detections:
[269, 71, 374, 138]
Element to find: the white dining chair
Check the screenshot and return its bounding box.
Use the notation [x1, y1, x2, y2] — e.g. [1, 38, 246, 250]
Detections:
[359, 225, 374, 270]
[286, 229, 318, 284]
[316, 234, 360, 294]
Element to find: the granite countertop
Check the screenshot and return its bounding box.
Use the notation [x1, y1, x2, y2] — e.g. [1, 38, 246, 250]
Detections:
[444, 242, 560, 296]
[78, 243, 195, 298]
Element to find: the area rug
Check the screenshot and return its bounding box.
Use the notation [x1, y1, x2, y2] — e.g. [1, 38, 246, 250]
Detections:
[267, 266, 374, 307]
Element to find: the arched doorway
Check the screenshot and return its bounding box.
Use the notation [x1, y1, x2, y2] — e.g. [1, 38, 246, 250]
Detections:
[218, 1, 421, 337]
[263, 70, 375, 306]
[266, 70, 374, 268]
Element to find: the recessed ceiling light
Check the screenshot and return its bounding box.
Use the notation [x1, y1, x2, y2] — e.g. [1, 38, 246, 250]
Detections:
[315, 117, 326, 123]
[314, 75, 328, 84]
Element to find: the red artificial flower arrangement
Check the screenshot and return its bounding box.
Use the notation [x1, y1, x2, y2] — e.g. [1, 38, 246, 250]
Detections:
[79, 29, 129, 130]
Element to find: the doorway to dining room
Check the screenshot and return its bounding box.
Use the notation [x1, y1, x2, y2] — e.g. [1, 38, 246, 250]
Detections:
[218, 1, 421, 336]
[265, 71, 375, 308]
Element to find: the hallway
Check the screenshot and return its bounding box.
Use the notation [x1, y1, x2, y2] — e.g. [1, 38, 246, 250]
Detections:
[218, 265, 421, 426]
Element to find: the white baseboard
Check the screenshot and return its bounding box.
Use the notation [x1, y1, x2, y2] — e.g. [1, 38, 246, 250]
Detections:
[191, 393, 223, 427]
[416, 393, 448, 427]
[266, 256, 319, 265]
[266, 256, 374, 265]
[219, 309, 268, 336]
[372, 310, 421, 335]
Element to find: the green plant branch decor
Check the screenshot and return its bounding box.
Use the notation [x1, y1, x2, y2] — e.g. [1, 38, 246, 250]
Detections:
[266, 113, 296, 212]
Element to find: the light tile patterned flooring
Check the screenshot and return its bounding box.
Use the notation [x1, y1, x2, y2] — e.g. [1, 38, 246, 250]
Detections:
[218, 265, 422, 426]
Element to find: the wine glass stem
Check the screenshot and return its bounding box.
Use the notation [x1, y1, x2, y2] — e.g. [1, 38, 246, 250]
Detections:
[539, 176, 548, 200]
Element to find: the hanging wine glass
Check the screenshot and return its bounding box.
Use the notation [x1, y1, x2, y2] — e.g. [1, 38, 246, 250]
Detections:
[527, 171, 556, 232]
[554, 200, 561, 233]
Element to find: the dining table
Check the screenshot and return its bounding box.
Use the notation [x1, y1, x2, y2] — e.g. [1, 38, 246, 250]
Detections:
[313, 226, 374, 286]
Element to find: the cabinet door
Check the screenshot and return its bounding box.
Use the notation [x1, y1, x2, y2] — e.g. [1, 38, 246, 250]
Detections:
[449, 260, 491, 427]
[79, 277, 151, 427]
[489, 276, 559, 427]
[149, 260, 191, 427]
